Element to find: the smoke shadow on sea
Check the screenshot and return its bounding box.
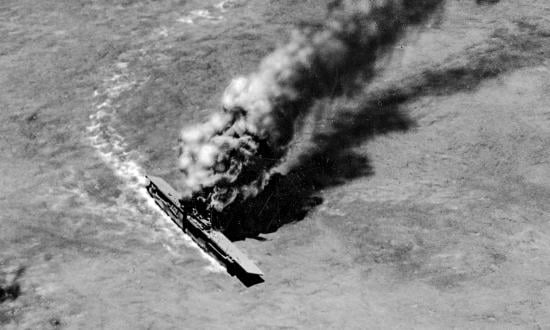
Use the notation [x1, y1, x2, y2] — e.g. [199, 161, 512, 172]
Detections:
[221, 25, 549, 240]
[0, 267, 24, 304]
[222, 91, 413, 240]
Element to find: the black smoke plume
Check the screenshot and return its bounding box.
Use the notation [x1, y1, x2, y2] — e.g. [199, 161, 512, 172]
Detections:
[177, 0, 445, 226]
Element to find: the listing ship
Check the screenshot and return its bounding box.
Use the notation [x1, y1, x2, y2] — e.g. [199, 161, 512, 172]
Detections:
[145, 175, 264, 286]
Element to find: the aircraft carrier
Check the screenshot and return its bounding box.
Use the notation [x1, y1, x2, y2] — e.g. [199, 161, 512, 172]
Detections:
[145, 175, 264, 286]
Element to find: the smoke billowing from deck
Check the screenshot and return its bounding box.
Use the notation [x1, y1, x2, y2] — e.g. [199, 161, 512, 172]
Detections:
[178, 0, 445, 213]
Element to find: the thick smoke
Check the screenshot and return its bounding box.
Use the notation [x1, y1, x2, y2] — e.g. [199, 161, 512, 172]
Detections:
[178, 0, 445, 216]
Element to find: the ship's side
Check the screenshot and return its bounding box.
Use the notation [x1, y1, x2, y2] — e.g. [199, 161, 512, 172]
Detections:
[145, 175, 264, 284]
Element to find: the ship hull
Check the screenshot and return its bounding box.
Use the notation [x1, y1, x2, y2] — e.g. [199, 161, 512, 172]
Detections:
[145, 175, 264, 286]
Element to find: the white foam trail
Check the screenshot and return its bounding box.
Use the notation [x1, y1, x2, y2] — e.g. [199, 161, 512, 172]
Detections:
[158, 27, 169, 38]
[177, 17, 194, 25]
[178, 8, 223, 25]
[86, 63, 224, 273]
[191, 9, 223, 21]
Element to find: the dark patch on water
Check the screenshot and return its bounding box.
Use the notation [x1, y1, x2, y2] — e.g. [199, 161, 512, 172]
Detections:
[476, 0, 500, 5]
[49, 317, 63, 328]
[220, 25, 549, 240]
[0, 267, 24, 304]
[220, 97, 413, 240]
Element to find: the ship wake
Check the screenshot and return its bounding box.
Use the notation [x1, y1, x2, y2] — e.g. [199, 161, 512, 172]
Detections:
[86, 63, 224, 273]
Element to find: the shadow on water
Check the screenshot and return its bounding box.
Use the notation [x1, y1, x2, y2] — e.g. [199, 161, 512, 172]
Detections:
[222, 25, 548, 240]
[222, 90, 414, 240]
[0, 267, 24, 304]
